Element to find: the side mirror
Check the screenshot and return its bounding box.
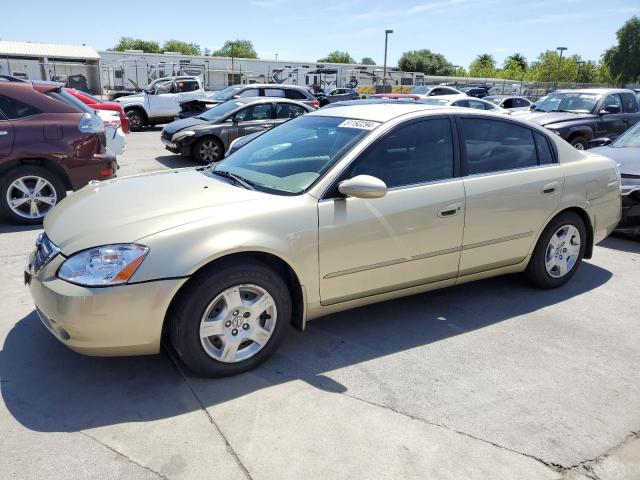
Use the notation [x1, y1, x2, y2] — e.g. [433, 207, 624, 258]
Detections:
[589, 137, 612, 148]
[338, 175, 387, 199]
[600, 105, 621, 114]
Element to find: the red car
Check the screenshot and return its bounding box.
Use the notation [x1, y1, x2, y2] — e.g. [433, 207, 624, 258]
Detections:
[66, 88, 130, 133]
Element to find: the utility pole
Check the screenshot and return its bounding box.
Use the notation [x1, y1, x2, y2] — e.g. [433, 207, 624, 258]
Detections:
[230, 42, 236, 85]
[555, 46, 567, 91]
[383, 29, 393, 93]
[576, 60, 585, 85]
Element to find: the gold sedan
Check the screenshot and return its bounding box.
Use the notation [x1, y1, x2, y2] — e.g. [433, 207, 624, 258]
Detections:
[25, 104, 622, 376]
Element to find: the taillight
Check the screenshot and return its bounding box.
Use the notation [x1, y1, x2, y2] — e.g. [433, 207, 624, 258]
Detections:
[309, 100, 320, 109]
[102, 117, 122, 129]
[79, 113, 105, 134]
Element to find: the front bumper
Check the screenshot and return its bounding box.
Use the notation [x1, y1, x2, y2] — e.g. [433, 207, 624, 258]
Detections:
[25, 251, 187, 356]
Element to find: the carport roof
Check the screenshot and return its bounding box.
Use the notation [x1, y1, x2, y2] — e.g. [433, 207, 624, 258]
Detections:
[0, 41, 100, 60]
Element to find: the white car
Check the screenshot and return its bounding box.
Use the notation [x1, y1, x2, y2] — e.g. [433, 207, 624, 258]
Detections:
[97, 110, 126, 156]
[115, 76, 206, 131]
[419, 95, 509, 113]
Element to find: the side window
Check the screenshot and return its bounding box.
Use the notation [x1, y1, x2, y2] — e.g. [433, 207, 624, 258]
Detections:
[452, 100, 469, 108]
[430, 88, 443, 96]
[275, 103, 306, 119]
[516, 98, 530, 108]
[156, 82, 175, 94]
[347, 118, 454, 188]
[460, 118, 537, 175]
[467, 100, 487, 110]
[620, 92, 639, 113]
[237, 88, 260, 98]
[603, 94, 622, 110]
[285, 89, 307, 100]
[265, 89, 286, 98]
[176, 80, 199, 93]
[0, 94, 40, 119]
[534, 132, 555, 165]
[234, 103, 272, 122]
[502, 99, 514, 109]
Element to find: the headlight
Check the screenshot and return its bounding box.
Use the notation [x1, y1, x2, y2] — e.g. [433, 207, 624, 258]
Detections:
[173, 130, 196, 141]
[58, 244, 149, 287]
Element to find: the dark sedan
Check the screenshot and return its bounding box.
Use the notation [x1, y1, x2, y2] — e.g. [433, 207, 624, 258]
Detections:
[590, 122, 640, 236]
[161, 98, 313, 163]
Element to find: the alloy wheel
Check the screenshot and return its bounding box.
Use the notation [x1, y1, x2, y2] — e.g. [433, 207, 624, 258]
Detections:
[199, 284, 277, 363]
[6, 176, 57, 219]
[573, 142, 585, 150]
[198, 140, 219, 162]
[545, 224, 581, 278]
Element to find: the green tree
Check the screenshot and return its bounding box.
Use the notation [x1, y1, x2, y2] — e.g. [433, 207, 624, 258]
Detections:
[469, 54, 496, 78]
[397, 49, 454, 76]
[504, 53, 527, 70]
[109, 37, 161, 53]
[529, 50, 574, 82]
[212, 40, 258, 59]
[317, 51, 355, 64]
[162, 39, 201, 56]
[360, 57, 376, 65]
[603, 16, 640, 85]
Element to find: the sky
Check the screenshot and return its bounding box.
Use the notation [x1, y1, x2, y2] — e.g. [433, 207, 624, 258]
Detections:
[1, 0, 638, 68]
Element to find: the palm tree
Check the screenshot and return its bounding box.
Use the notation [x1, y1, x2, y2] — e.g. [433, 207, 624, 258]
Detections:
[475, 53, 496, 70]
[504, 53, 527, 70]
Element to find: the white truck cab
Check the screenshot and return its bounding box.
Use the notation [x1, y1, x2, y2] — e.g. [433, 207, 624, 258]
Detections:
[115, 76, 205, 130]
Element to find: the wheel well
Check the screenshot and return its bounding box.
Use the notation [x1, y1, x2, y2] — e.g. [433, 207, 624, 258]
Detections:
[125, 106, 148, 122]
[561, 207, 594, 259]
[567, 130, 592, 142]
[0, 158, 72, 190]
[163, 251, 305, 336]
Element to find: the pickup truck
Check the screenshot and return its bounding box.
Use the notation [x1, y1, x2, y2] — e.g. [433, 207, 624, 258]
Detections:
[515, 88, 640, 150]
[115, 76, 206, 131]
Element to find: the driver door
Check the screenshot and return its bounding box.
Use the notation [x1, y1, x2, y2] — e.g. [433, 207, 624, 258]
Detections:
[147, 82, 180, 117]
[596, 94, 628, 139]
[228, 103, 274, 142]
[318, 117, 465, 305]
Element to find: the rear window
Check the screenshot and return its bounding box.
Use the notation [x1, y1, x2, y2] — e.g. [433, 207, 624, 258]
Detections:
[46, 89, 93, 114]
[0, 94, 40, 119]
[285, 89, 308, 100]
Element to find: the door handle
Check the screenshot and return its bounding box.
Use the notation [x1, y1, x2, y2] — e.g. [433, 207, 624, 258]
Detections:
[542, 182, 558, 194]
[438, 202, 462, 217]
[260, 124, 271, 128]
[0, 130, 8, 136]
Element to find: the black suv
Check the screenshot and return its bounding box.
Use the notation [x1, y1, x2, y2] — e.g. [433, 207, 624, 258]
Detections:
[517, 89, 640, 149]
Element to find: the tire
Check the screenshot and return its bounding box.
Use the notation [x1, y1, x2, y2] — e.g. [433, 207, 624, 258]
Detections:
[525, 211, 587, 289]
[569, 136, 588, 150]
[126, 109, 145, 132]
[193, 136, 224, 164]
[169, 261, 292, 377]
[0, 166, 66, 225]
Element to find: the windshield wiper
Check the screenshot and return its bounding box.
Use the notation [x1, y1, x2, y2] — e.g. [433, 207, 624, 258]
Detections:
[211, 169, 255, 190]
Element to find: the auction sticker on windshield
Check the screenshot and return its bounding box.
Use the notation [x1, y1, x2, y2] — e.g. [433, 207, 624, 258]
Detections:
[338, 119, 380, 130]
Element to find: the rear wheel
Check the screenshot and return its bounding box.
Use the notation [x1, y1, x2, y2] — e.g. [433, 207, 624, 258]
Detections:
[193, 137, 223, 164]
[169, 262, 291, 377]
[126, 109, 145, 131]
[525, 211, 586, 288]
[0, 166, 66, 224]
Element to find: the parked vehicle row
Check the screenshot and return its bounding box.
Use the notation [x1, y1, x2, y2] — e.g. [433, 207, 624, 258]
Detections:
[25, 103, 623, 376]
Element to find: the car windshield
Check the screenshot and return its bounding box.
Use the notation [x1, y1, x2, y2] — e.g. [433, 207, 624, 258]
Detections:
[486, 97, 502, 105]
[210, 86, 243, 101]
[410, 86, 431, 95]
[419, 98, 450, 106]
[206, 115, 378, 194]
[533, 92, 599, 113]
[612, 122, 640, 148]
[197, 100, 247, 121]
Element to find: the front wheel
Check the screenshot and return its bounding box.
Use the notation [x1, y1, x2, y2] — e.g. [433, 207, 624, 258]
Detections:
[126, 110, 145, 132]
[525, 211, 587, 289]
[169, 262, 292, 377]
[0, 166, 66, 224]
[193, 137, 223, 164]
[570, 136, 588, 150]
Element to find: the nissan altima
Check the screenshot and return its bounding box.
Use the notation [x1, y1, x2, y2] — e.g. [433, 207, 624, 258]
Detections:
[26, 104, 621, 376]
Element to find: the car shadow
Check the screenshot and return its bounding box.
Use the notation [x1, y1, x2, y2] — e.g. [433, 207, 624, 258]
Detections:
[0, 262, 612, 433]
[598, 236, 640, 253]
[154, 154, 200, 170]
[0, 223, 42, 234]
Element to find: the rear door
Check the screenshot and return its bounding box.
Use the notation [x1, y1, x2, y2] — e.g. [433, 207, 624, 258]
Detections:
[273, 102, 307, 126]
[175, 79, 202, 103]
[457, 116, 563, 277]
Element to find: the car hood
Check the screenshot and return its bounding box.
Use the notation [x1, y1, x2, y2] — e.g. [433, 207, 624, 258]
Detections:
[515, 111, 594, 126]
[115, 93, 145, 105]
[44, 168, 271, 254]
[590, 146, 640, 176]
[163, 116, 208, 136]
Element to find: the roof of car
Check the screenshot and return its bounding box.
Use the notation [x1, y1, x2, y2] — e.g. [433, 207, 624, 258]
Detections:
[556, 88, 635, 94]
[233, 83, 310, 91]
[310, 103, 473, 122]
[225, 96, 313, 108]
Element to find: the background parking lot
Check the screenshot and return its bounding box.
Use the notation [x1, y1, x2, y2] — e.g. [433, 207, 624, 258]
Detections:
[1, 131, 639, 480]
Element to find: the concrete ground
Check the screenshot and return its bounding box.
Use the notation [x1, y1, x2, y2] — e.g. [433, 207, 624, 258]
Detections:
[1, 129, 639, 480]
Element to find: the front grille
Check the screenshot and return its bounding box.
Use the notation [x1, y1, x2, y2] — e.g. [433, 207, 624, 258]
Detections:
[32, 233, 60, 273]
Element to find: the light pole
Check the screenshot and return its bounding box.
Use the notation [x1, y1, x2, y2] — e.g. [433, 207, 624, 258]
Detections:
[555, 46, 567, 91]
[275, 53, 278, 61]
[383, 29, 393, 93]
[230, 42, 237, 85]
[452, 65, 460, 85]
[575, 60, 585, 85]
